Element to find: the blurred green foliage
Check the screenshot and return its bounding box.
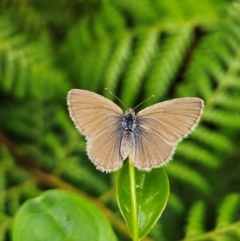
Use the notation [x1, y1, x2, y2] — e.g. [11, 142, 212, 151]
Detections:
[0, 0, 240, 240]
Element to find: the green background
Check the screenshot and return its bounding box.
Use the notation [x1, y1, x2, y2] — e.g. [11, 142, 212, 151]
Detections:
[0, 0, 240, 240]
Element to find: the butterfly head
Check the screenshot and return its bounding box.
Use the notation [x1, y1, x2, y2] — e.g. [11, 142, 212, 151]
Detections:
[125, 108, 135, 115]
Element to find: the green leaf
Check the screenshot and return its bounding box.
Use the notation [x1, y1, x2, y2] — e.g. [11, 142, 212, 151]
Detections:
[116, 161, 169, 239]
[12, 190, 117, 241]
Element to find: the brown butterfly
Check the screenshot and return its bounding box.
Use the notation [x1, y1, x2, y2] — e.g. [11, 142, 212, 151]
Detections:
[67, 89, 204, 172]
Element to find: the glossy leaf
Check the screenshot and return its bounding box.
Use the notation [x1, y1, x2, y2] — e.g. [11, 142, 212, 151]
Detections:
[12, 190, 117, 241]
[117, 161, 169, 239]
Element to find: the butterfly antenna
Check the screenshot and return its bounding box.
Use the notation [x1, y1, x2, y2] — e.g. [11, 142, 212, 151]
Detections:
[105, 88, 128, 109]
[133, 95, 155, 111]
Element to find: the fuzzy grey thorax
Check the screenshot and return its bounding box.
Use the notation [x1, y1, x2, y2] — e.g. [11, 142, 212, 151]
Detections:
[122, 108, 136, 132]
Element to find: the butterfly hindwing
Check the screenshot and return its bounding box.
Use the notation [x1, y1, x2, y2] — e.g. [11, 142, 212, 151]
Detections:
[87, 128, 124, 172]
[130, 126, 175, 170]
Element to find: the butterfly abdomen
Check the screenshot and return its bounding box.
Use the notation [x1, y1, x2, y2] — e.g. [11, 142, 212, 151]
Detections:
[120, 109, 137, 159]
[120, 131, 133, 160]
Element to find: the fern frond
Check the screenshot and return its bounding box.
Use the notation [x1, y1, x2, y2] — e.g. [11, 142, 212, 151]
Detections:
[103, 34, 132, 98]
[61, 157, 109, 195]
[168, 193, 185, 214]
[191, 126, 234, 153]
[177, 0, 226, 20]
[167, 162, 210, 194]
[185, 201, 206, 237]
[0, 0, 46, 35]
[176, 142, 221, 168]
[208, 92, 240, 111]
[0, 146, 39, 239]
[98, 2, 126, 32]
[216, 194, 240, 228]
[202, 109, 240, 130]
[120, 29, 159, 106]
[0, 16, 69, 99]
[144, 28, 193, 106]
[0, 151, 6, 213]
[115, 0, 159, 24]
[149, 222, 167, 241]
[82, 40, 113, 91]
[182, 193, 240, 241]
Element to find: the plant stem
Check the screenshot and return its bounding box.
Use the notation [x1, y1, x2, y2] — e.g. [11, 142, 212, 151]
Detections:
[129, 160, 139, 241]
[180, 221, 240, 241]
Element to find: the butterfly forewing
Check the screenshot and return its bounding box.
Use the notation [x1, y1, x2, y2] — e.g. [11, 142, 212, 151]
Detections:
[137, 98, 204, 143]
[67, 89, 123, 139]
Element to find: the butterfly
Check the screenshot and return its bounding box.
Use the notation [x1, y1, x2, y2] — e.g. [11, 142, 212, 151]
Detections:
[67, 89, 204, 172]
